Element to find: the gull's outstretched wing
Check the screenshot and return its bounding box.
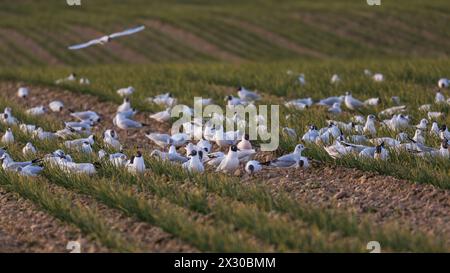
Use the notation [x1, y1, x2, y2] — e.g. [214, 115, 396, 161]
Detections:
[68, 38, 101, 50]
[109, 25, 145, 39]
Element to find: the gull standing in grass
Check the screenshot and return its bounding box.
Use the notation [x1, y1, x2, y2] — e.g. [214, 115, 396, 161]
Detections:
[68, 25, 145, 50]
[237, 86, 261, 101]
[103, 129, 122, 151]
[26, 105, 46, 116]
[262, 144, 309, 168]
[22, 142, 37, 155]
[216, 145, 240, 173]
[117, 86, 135, 97]
[245, 160, 262, 175]
[344, 92, 365, 111]
[150, 108, 171, 123]
[17, 87, 29, 98]
[126, 151, 146, 174]
[49, 101, 64, 112]
[1, 128, 14, 144]
[183, 150, 204, 173]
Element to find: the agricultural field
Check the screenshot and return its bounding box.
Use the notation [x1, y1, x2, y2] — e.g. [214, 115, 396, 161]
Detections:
[0, 0, 449, 254]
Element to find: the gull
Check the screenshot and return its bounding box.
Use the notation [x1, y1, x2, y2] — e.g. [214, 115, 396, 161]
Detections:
[33, 127, 57, 140]
[117, 98, 132, 113]
[64, 135, 95, 149]
[1, 112, 18, 125]
[79, 77, 90, 85]
[0, 153, 38, 171]
[16, 165, 44, 177]
[374, 143, 389, 160]
[364, 97, 381, 106]
[416, 119, 429, 130]
[383, 114, 410, 132]
[65, 120, 94, 131]
[213, 126, 241, 148]
[17, 87, 29, 98]
[440, 125, 450, 140]
[117, 86, 135, 97]
[316, 96, 344, 107]
[107, 152, 128, 168]
[68, 25, 145, 50]
[1, 128, 14, 144]
[370, 137, 400, 147]
[347, 134, 368, 145]
[379, 105, 406, 117]
[49, 101, 64, 112]
[418, 104, 431, 112]
[216, 145, 240, 173]
[146, 133, 172, 149]
[116, 108, 137, 119]
[59, 160, 97, 175]
[418, 140, 449, 158]
[245, 160, 262, 175]
[344, 92, 364, 110]
[428, 111, 444, 120]
[182, 150, 204, 173]
[148, 93, 176, 107]
[205, 152, 225, 167]
[351, 115, 366, 124]
[435, 90, 446, 104]
[103, 129, 122, 151]
[26, 106, 46, 116]
[430, 122, 440, 137]
[438, 78, 449, 88]
[237, 134, 252, 150]
[363, 114, 377, 136]
[285, 100, 308, 110]
[331, 74, 341, 84]
[373, 73, 384, 82]
[80, 142, 93, 154]
[325, 139, 355, 159]
[282, 127, 297, 140]
[194, 97, 213, 106]
[22, 142, 37, 155]
[301, 125, 319, 144]
[150, 108, 171, 123]
[185, 143, 197, 157]
[196, 139, 212, 153]
[151, 145, 188, 164]
[412, 129, 425, 145]
[70, 110, 100, 122]
[225, 95, 247, 106]
[327, 122, 342, 138]
[55, 127, 82, 139]
[262, 144, 309, 168]
[126, 151, 146, 174]
[328, 102, 342, 115]
[298, 74, 306, 86]
[364, 69, 372, 76]
[237, 149, 256, 164]
[55, 73, 77, 84]
[115, 113, 145, 130]
[237, 86, 261, 101]
[391, 96, 401, 105]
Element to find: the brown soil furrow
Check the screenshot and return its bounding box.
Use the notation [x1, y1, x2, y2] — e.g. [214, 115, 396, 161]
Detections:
[0, 187, 107, 252]
[144, 19, 242, 63]
[1, 81, 449, 242]
[0, 29, 62, 65]
[70, 26, 149, 64]
[223, 19, 326, 59]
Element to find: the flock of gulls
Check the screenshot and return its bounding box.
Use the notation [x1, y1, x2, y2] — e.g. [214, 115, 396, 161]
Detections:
[2, 21, 450, 178]
[0, 71, 449, 179]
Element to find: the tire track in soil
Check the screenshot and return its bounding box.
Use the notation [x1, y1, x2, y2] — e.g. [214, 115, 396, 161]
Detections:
[144, 19, 243, 63]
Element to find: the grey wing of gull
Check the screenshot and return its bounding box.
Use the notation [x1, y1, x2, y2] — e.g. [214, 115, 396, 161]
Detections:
[168, 154, 189, 163]
[270, 154, 297, 167]
[68, 38, 101, 50]
[109, 26, 145, 39]
[147, 133, 170, 143]
[122, 119, 142, 128]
